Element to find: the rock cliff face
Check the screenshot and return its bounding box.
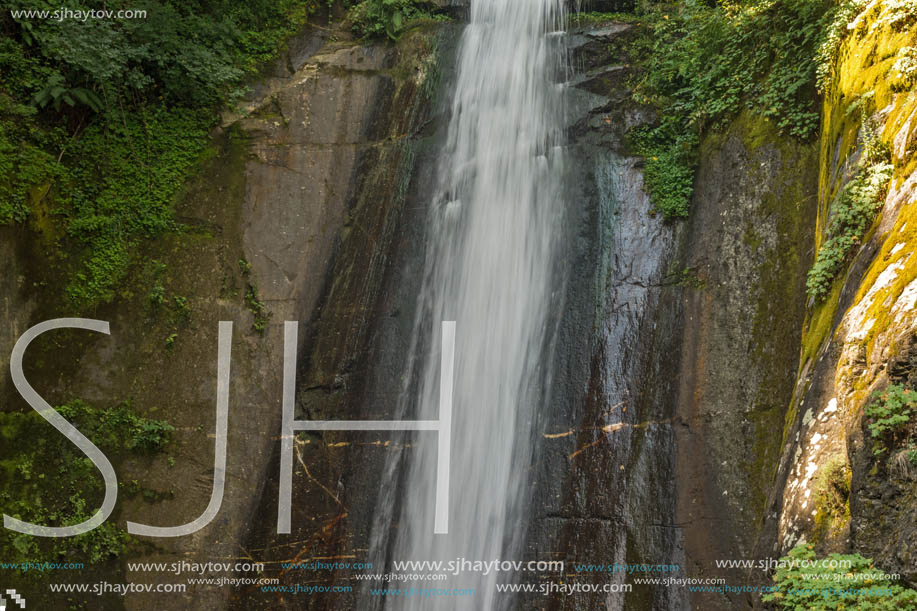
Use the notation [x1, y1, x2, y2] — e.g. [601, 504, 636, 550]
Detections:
[665, 115, 818, 610]
[520, 23, 681, 611]
[3, 5, 917, 611]
[0, 19, 450, 610]
[764, 0, 917, 586]
[229, 21, 458, 611]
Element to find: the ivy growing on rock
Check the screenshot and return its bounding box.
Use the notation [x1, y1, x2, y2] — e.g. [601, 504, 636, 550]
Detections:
[629, 0, 831, 218]
[806, 118, 893, 301]
[0, 400, 174, 567]
[0, 0, 375, 309]
[865, 384, 917, 458]
[763, 545, 917, 609]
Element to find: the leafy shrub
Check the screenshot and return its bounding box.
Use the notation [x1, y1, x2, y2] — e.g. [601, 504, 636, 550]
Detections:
[0, 400, 173, 566]
[1, 0, 340, 307]
[131, 419, 176, 454]
[0, 43, 70, 224]
[148, 283, 165, 308]
[805, 157, 893, 301]
[890, 46, 917, 91]
[815, 0, 870, 93]
[763, 545, 917, 609]
[56, 400, 175, 454]
[637, 0, 828, 138]
[865, 384, 917, 457]
[245, 284, 272, 334]
[350, 0, 441, 39]
[818, 0, 917, 93]
[631, 0, 829, 216]
[172, 296, 191, 321]
[629, 119, 697, 219]
[569, 11, 639, 27]
[61, 106, 212, 308]
[5, 0, 328, 108]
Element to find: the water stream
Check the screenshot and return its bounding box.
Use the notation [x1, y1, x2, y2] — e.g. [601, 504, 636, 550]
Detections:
[369, 1, 568, 608]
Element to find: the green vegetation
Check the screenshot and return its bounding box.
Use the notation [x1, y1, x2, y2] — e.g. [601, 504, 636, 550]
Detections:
[0, 0, 318, 308]
[815, 0, 870, 93]
[148, 283, 165, 308]
[811, 454, 850, 542]
[0, 400, 173, 565]
[238, 257, 271, 333]
[245, 284, 271, 334]
[62, 107, 212, 307]
[629, 121, 696, 219]
[865, 384, 917, 458]
[806, 118, 893, 300]
[569, 11, 640, 27]
[890, 46, 917, 91]
[764, 545, 917, 609]
[56, 401, 174, 454]
[817, 0, 917, 95]
[350, 0, 448, 39]
[0, 0, 436, 311]
[630, 0, 831, 218]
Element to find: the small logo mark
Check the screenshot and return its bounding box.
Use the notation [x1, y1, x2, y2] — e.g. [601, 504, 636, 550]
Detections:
[0, 588, 25, 610]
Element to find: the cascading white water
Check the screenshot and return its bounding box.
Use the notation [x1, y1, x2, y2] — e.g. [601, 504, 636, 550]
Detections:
[370, 1, 567, 608]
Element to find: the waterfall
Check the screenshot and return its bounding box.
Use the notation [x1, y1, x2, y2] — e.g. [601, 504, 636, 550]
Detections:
[369, 0, 568, 608]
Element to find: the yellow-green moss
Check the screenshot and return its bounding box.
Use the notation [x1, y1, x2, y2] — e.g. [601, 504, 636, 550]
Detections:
[857, 208, 917, 355]
[810, 454, 851, 544]
[728, 109, 819, 520]
[801, 281, 843, 367]
[803, 0, 917, 373]
[824, 0, 917, 368]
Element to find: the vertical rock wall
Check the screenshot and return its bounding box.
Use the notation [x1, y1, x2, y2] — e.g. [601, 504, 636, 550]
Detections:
[667, 114, 818, 610]
[0, 19, 450, 610]
[767, 0, 917, 586]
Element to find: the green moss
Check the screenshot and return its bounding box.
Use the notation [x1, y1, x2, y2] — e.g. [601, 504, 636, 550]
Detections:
[810, 454, 851, 543]
[743, 222, 763, 250]
[809, 0, 917, 379]
[569, 12, 640, 27]
[801, 280, 842, 367]
[745, 407, 788, 518]
[854, 201, 917, 358]
[0, 400, 172, 593]
[764, 545, 917, 609]
[716, 110, 819, 526]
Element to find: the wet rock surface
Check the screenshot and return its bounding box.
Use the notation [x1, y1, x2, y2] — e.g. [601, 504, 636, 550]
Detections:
[231, 22, 460, 611]
[228, 19, 821, 611]
[849, 347, 917, 584]
[521, 23, 681, 611]
[670, 117, 818, 610]
[0, 18, 455, 610]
